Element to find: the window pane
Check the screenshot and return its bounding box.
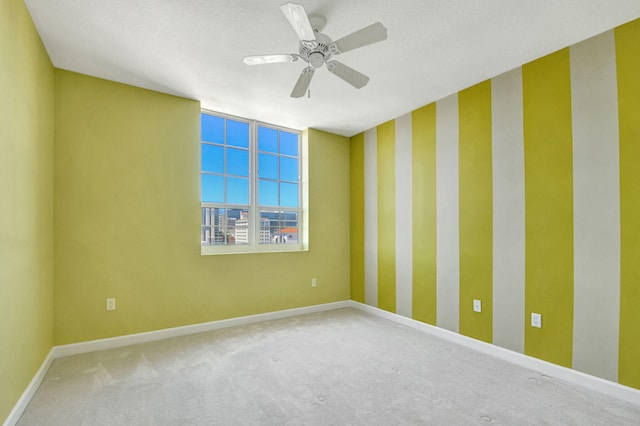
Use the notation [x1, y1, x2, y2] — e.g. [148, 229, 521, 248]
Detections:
[227, 177, 249, 205]
[280, 131, 298, 156]
[280, 156, 298, 182]
[258, 210, 299, 245]
[201, 226, 211, 244]
[201, 202, 213, 244]
[259, 210, 278, 244]
[258, 126, 278, 153]
[220, 208, 248, 245]
[201, 174, 224, 203]
[202, 207, 211, 226]
[227, 120, 249, 148]
[281, 211, 298, 228]
[280, 211, 299, 244]
[258, 153, 278, 179]
[280, 182, 298, 207]
[258, 214, 273, 244]
[259, 179, 278, 206]
[202, 208, 250, 245]
[227, 148, 248, 177]
[232, 209, 251, 244]
[201, 114, 224, 143]
[201, 144, 224, 173]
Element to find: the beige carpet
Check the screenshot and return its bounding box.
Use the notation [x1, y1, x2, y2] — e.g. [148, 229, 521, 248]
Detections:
[17, 308, 640, 425]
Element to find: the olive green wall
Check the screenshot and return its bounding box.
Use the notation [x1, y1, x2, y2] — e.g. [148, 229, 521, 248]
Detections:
[0, 0, 55, 420]
[54, 70, 350, 345]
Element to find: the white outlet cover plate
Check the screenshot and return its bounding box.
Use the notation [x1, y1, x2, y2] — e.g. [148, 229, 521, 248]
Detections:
[473, 299, 481, 313]
[531, 313, 542, 328]
[106, 298, 116, 311]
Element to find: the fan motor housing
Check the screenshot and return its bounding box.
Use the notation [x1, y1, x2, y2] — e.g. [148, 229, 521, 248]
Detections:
[299, 32, 333, 68]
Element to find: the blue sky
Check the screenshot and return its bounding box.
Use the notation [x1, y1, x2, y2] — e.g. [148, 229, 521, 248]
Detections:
[201, 114, 299, 208]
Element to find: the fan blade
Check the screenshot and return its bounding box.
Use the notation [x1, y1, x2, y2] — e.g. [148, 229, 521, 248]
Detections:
[332, 22, 387, 54]
[326, 61, 369, 88]
[291, 67, 315, 98]
[243, 54, 299, 65]
[280, 3, 316, 43]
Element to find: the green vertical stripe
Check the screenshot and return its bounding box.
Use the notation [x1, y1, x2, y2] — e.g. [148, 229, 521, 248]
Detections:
[411, 104, 437, 325]
[522, 49, 574, 368]
[458, 81, 493, 343]
[350, 133, 365, 303]
[377, 121, 396, 312]
[616, 18, 640, 389]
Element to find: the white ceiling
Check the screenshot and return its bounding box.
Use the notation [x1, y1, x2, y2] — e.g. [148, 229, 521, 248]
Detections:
[25, 0, 640, 137]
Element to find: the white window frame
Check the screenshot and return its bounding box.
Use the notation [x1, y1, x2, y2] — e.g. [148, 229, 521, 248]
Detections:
[201, 109, 309, 255]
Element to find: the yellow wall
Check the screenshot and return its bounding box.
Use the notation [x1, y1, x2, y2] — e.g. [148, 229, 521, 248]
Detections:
[411, 104, 437, 325]
[54, 70, 350, 344]
[458, 81, 493, 343]
[376, 121, 396, 312]
[0, 0, 55, 420]
[522, 49, 574, 367]
[349, 133, 365, 303]
[616, 19, 640, 389]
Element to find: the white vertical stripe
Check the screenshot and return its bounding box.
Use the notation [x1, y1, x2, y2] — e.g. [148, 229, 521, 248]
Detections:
[364, 128, 379, 307]
[570, 30, 620, 382]
[491, 68, 526, 353]
[395, 113, 413, 317]
[436, 95, 460, 333]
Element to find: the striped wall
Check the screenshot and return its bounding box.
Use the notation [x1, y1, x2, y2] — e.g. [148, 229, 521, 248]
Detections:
[349, 19, 640, 390]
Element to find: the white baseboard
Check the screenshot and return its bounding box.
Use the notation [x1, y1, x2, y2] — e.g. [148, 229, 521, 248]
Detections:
[4, 300, 350, 425]
[53, 301, 351, 358]
[3, 348, 55, 426]
[347, 300, 640, 407]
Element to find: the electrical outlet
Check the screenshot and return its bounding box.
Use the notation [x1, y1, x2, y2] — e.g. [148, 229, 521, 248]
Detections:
[473, 299, 482, 313]
[531, 312, 542, 328]
[311, 278, 317, 287]
[106, 298, 116, 311]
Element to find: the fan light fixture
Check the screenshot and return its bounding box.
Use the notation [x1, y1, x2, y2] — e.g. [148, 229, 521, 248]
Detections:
[308, 52, 324, 68]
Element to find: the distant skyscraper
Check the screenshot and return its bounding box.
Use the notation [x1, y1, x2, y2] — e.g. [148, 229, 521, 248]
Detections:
[260, 217, 271, 243]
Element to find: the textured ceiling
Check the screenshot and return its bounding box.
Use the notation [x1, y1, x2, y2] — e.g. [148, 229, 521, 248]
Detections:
[24, 0, 640, 137]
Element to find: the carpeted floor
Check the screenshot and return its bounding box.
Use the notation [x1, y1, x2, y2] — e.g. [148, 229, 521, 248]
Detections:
[17, 308, 640, 425]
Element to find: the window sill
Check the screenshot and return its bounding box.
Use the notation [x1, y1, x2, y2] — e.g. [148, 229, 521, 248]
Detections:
[201, 244, 308, 256]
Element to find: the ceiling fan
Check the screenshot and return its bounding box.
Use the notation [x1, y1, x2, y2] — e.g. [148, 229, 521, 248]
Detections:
[243, 2, 388, 98]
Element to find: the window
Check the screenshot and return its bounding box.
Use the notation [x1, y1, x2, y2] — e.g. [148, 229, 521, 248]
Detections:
[200, 111, 307, 254]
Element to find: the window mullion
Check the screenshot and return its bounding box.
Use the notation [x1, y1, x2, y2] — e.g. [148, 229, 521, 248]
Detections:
[249, 120, 258, 246]
[297, 134, 302, 239]
[223, 120, 227, 204]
